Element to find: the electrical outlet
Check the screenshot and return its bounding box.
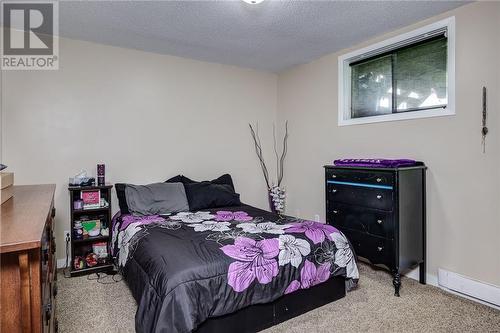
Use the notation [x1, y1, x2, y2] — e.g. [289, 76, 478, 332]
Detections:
[64, 230, 71, 240]
[314, 214, 320, 222]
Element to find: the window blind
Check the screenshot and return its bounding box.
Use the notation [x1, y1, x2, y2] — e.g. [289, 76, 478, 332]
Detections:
[348, 27, 447, 67]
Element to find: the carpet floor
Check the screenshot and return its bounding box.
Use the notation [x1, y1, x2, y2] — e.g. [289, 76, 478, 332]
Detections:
[57, 263, 500, 332]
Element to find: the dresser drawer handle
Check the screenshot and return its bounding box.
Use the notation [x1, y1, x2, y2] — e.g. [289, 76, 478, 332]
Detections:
[333, 210, 338, 214]
[377, 219, 383, 224]
[43, 249, 49, 264]
[331, 174, 337, 178]
[332, 189, 337, 193]
[376, 178, 382, 183]
[377, 246, 383, 252]
[376, 194, 382, 199]
[45, 303, 52, 324]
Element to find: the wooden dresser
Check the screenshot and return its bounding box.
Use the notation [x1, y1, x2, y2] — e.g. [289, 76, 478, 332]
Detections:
[325, 164, 426, 296]
[1, 185, 58, 332]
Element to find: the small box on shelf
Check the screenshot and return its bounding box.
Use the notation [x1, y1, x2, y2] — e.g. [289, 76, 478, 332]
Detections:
[0, 172, 14, 204]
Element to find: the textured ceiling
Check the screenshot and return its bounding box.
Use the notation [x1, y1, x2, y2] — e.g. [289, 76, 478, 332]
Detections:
[52, 1, 469, 72]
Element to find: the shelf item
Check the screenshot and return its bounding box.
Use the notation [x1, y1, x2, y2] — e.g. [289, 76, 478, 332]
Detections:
[0, 172, 14, 188]
[0, 172, 14, 204]
[81, 189, 101, 209]
[68, 184, 114, 277]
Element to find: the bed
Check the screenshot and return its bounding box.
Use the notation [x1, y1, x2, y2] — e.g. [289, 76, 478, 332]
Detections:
[111, 203, 359, 333]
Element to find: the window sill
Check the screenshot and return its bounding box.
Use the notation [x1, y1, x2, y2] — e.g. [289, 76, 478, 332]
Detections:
[338, 108, 455, 126]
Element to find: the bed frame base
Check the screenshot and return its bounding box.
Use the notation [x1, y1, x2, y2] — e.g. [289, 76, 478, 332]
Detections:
[196, 276, 346, 333]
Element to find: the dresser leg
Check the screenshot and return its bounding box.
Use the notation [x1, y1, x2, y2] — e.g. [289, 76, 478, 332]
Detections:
[393, 271, 401, 297]
[419, 262, 426, 284]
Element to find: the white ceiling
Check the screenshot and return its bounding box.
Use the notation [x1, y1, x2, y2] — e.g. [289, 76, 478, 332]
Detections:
[53, 1, 469, 72]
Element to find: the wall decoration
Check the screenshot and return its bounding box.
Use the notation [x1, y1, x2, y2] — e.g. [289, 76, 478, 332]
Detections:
[249, 121, 288, 214]
[481, 86, 488, 153]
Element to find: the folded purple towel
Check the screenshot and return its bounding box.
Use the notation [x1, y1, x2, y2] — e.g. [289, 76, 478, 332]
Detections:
[333, 158, 417, 168]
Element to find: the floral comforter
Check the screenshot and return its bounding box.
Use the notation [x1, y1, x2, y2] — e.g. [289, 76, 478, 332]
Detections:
[111, 205, 358, 333]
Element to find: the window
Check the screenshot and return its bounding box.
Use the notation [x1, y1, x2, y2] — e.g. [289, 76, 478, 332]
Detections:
[338, 17, 455, 126]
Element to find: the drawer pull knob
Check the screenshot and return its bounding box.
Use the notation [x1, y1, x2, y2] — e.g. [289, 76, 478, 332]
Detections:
[332, 174, 337, 178]
[333, 210, 338, 214]
[377, 219, 383, 224]
[376, 178, 382, 183]
[377, 246, 383, 252]
[376, 194, 382, 199]
[45, 303, 52, 324]
[332, 189, 337, 193]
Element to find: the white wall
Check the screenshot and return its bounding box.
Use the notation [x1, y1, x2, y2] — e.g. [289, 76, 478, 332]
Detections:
[1, 37, 278, 260]
[277, 2, 500, 286]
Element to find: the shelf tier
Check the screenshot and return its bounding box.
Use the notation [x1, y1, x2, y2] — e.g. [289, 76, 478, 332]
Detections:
[72, 235, 110, 245]
[69, 263, 114, 277]
[68, 184, 113, 191]
[72, 207, 110, 214]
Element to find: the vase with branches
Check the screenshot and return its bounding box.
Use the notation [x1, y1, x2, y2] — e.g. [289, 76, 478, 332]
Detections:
[249, 121, 288, 214]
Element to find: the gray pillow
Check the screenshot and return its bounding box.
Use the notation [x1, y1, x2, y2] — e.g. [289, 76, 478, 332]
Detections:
[125, 182, 189, 216]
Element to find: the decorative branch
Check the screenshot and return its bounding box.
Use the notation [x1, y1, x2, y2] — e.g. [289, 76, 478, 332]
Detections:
[278, 121, 288, 187]
[249, 122, 289, 188]
[249, 123, 270, 188]
[273, 124, 279, 185]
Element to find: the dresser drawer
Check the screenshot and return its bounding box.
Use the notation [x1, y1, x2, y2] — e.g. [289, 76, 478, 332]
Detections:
[340, 228, 394, 267]
[327, 184, 393, 211]
[329, 203, 394, 239]
[326, 168, 394, 187]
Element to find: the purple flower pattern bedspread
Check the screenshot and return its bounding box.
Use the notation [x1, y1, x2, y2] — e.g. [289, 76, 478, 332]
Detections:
[111, 205, 358, 333]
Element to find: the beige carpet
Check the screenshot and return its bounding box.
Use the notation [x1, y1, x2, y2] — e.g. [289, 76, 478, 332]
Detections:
[57, 263, 500, 332]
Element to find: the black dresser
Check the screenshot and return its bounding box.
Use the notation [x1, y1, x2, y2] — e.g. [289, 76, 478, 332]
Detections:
[324, 163, 426, 296]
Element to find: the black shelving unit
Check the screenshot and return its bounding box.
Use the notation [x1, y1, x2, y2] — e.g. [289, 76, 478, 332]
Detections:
[68, 184, 114, 277]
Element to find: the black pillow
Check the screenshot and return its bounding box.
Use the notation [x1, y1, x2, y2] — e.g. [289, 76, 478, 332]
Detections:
[212, 174, 235, 191]
[165, 174, 235, 191]
[115, 183, 130, 214]
[165, 175, 194, 184]
[184, 182, 241, 211]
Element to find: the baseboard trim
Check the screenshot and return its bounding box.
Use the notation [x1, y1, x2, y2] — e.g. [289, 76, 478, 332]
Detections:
[57, 258, 68, 269]
[405, 267, 500, 309]
[438, 268, 500, 309]
[404, 267, 438, 286]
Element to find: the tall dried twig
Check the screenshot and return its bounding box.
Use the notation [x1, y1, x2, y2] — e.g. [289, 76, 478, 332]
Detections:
[273, 124, 279, 185]
[249, 121, 288, 189]
[277, 121, 288, 186]
[249, 123, 270, 188]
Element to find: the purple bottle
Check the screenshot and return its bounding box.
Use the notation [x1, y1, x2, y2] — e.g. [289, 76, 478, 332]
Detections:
[97, 164, 105, 186]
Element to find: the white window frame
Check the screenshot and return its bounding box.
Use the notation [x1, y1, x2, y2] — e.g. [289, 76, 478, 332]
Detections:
[338, 17, 455, 126]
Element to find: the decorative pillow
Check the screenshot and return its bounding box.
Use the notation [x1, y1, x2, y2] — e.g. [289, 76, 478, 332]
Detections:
[120, 182, 189, 216]
[115, 183, 130, 214]
[183, 182, 241, 211]
[165, 174, 235, 191]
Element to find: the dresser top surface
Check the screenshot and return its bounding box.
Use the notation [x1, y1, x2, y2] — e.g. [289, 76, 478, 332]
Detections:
[0, 184, 56, 253]
[324, 163, 426, 172]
